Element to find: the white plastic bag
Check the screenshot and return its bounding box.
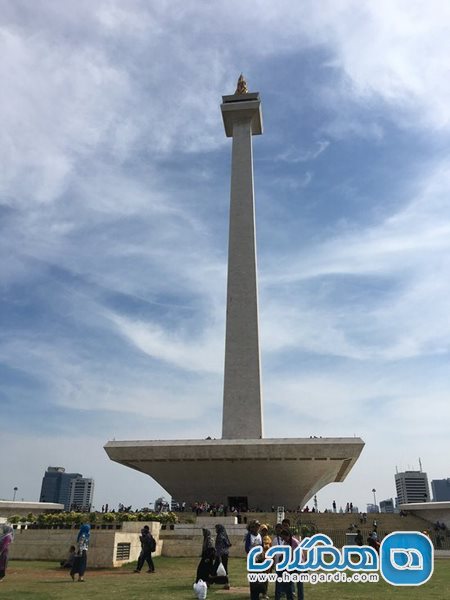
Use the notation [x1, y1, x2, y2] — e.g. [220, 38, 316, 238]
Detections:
[216, 561, 227, 577]
[193, 579, 208, 600]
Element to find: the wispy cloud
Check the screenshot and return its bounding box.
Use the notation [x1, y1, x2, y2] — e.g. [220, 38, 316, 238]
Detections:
[275, 141, 330, 163]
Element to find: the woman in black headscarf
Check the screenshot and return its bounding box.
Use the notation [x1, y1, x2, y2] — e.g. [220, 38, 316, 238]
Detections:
[214, 524, 231, 575]
[195, 528, 216, 585]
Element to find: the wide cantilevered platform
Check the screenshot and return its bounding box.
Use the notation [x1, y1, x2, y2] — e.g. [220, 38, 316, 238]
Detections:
[104, 437, 364, 510]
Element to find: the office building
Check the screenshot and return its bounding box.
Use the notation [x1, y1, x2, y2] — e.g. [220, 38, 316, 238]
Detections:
[68, 477, 94, 511]
[395, 469, 430, 504]
[39, 466, 94, 511]
[431, 478, 450, 502]
[380, 498, 395, 513]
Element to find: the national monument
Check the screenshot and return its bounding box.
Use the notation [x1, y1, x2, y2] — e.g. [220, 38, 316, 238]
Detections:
[104, 76, 364, 510]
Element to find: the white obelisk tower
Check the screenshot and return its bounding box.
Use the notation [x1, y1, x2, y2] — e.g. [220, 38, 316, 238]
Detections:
[221, 75, 264, 439]
[104, 77, 364, 512]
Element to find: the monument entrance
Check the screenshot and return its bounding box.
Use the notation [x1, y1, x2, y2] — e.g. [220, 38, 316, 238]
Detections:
[228, 496, 249, 512]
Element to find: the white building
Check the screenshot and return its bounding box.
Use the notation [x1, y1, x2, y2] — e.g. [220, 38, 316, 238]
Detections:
[395, 470, 430, 504]
[68, 477, 94, 511]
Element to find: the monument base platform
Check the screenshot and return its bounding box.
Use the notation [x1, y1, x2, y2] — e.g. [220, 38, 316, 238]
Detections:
[104, 437, 364, 511]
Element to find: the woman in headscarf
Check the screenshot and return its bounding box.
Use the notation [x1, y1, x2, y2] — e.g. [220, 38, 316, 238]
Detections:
[214, 524, 231, 575]
[195, 528, 216, 585]
[213, 524, 231, 589]
[0, 524, 14, 581]
[70, 523, 90, 582]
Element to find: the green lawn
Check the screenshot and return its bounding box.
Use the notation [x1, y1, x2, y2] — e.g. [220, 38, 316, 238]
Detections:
[1, 557, 449, 599]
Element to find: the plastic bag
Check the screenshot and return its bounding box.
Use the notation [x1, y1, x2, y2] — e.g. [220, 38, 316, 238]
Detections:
[193, 579, 208, 600]
[216, 561, 227, 577]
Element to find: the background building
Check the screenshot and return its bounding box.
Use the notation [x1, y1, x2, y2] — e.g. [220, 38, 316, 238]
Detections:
[39, 467, 94, 511]
[431, 478, 450, 502]
[68, 477, 94, 511]
[380, 498, 395, 513]
[395, 469, 430, 504]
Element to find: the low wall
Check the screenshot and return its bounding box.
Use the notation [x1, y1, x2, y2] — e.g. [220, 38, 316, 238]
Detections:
[160, 521, 247, 557]
[193, 516, 238, 526]
[161, 534, 247, 557]
[9, 521, 162, 568]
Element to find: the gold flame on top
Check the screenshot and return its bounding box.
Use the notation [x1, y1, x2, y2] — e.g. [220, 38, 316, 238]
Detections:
[235, 74, 248, 95]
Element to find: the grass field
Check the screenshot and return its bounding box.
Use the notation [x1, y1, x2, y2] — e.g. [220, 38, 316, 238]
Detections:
[1, 557, 449, 599]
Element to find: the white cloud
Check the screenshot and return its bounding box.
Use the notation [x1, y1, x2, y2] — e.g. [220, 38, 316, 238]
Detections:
[106, 311, 224, 375]
[260, 162, 450, 361]
[275, 141, 330, 163]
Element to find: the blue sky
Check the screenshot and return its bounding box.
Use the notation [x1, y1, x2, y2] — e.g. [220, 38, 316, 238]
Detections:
[1, 0, 449, 512]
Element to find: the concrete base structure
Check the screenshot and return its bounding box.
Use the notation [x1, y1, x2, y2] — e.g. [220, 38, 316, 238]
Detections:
[104, 437, 364, 510]
[9, 521, 162, 568]
[399, 501, 450, 528]
[0, 501, 64, 518]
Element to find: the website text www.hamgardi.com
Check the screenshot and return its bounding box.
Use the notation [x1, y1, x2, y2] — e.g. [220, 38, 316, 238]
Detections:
[248, 571, 380, 585]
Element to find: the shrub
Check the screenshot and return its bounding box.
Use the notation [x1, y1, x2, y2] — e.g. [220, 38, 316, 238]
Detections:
[159, 511, 178, 525]
[8, 515, 21, 524]
[102, 512, 116, 523]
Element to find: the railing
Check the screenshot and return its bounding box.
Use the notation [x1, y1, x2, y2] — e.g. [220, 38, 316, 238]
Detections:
[309, 529, 450, 550]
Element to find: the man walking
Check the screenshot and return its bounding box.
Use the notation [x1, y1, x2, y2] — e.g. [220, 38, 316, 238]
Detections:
[134, 526, 156, 573]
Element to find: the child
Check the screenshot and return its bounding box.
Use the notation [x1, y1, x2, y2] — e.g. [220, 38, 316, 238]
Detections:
[60, 545, 76, 568]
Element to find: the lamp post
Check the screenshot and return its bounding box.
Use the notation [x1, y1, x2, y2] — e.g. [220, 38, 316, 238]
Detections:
[372, 488, 377, 508]
[13, 487, 18, 502]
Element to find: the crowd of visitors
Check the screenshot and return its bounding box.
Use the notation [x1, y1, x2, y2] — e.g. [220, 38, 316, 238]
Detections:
[246, 518, 306, 600]
[2, 501, 445, 596]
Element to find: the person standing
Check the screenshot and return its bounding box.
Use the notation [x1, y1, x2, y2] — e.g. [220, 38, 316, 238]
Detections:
[280, 528, 306, 600]
[213, 524, 231, 587]
[70, 523, 90, 582]
[258, 524, 272, 600]
[195, 528, 216, 585]
[134, 525, 156, 573]
[0, 524, 14, 581]
[355, 529, 363, 546]
[246, 521, 264, 600]
[367, 531, 380, 553]
[244, 520, 262, 554]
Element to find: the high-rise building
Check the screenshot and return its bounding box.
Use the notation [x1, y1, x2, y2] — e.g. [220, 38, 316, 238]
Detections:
[395, 470, 430, 504]
[68, 477, 94, 511]
[39, 466, 93, 510]
[380, 498, 395, 513]
[431, 478, 450, 501]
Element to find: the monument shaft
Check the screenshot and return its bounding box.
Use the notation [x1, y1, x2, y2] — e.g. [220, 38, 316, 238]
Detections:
[221, 94, 263, 439]
[104, 80, 365, 512]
